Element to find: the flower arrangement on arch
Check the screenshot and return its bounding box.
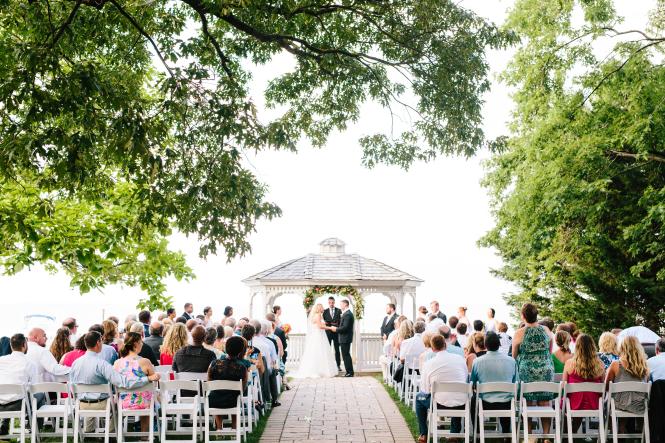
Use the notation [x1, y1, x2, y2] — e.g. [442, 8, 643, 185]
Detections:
[302, 285, 364, 319]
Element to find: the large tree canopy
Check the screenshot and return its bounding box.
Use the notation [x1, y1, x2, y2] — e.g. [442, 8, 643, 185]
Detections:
[0, 1, 512, 307]
[482, 0, 665, 335]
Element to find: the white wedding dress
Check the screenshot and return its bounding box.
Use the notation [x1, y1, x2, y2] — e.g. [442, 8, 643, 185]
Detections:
[291, 313, 338, 378]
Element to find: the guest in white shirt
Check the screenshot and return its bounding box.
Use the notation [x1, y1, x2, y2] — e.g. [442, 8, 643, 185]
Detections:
[648, 338, 665, 381]
[486, 308, 498, 333]
[26, 328, 70, 383]
[439, 325, 464, 358]
[415, 334, 468, 442]
[0, 334, 41, 434]
[456, 323, 469, 348]
[380, 316, 406, 381]
[426, 314, 444, 333]
[498, 322, 512, 355]
[203, 306, 214, 328]
[400, 321, 427, 368]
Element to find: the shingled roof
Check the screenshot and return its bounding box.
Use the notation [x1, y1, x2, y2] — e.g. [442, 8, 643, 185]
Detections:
[243, 238, 423, 284]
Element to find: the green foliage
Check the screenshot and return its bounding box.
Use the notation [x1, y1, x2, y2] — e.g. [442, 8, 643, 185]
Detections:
[0, 0, 511, 306]
[482, 0, 665, 336]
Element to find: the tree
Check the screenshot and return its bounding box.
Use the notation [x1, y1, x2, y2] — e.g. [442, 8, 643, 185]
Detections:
[482, 0, 665, 336]
[0, 1, 513, 308]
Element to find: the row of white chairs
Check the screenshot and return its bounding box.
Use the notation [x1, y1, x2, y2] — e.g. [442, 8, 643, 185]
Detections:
[0, 367, 273, 443]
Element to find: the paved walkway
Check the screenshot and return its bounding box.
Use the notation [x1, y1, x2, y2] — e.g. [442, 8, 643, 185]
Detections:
[260, 376, 415, 443]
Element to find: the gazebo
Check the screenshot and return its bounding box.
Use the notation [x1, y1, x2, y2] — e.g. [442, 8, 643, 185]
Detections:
[242, 237, 423, 371]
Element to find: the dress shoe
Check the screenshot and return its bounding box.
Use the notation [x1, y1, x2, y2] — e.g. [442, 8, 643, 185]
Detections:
[272, 401, 281, 407]
[344, 373, 354, 377]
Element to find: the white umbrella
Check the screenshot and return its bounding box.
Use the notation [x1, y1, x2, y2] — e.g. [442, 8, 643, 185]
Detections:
[617, 326, 660, 344]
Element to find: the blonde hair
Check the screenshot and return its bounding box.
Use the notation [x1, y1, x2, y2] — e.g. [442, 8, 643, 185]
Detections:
[619, 336, 648, 379]
[422, 332, 434, 349]
[598, 332, 618, 355]
[572, 334, 604, 379]
[397, 320, 414, 341]
[555, 330, 572, 353]
[161, 323, 188, 357]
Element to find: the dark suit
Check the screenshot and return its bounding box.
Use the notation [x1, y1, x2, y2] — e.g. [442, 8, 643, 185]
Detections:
[182, 312, 192, 320]
[337, 310, 355, 375]
[380, 313, 398, 338]
[322, 306, 342, 369]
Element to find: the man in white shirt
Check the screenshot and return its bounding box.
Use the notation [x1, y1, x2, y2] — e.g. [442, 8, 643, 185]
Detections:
[400, 321, 426, 367]
[0, 334, 40, 434]
[26, 328, 70, 383]
[426, 314, 445, 333]
[648, 338, 665, 381]
[251, 320, 281, 407]
[415, 334, 468, 441]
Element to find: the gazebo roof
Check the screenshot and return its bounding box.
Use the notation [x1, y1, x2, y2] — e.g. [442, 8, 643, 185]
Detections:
[243, 238, 423, 286]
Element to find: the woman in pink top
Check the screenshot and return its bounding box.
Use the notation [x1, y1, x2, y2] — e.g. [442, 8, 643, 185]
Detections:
[60, 335, 87, 367]
[562, 334, 605, 430]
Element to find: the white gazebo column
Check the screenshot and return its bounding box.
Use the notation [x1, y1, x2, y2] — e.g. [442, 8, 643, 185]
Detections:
[396, 291, 405, 316]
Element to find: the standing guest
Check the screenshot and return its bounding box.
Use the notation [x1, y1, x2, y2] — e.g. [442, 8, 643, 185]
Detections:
[598, 331, 620, 369]
[160, 323, 188, 366]
[457, 306, 471, 329]
[70, 331, 159, 433]
[429, 301, 447, 324]
[182, 303, 194, 321]
[562, 334, 605, 432]
[322, 297, 342, 371]
[605, 336, 649, 432]
[172, 326, 216, 374]
[648, 338, 665, 381]
[222, 306, 234, 324]
[26, 328, 70, 382]
[439, 325, 464, 357]
[207, 336, 248, 430]
[400, 321, 426, 365]
[129, 323, 158, 366]
[88, 324, 118, 364]
[486, 308, 498, 333]
[456, 323, 469, 348]
[426, 314, 445, 333]
[415, 335, 468, 443]
[380, 304, 398, 341]
[50, 327, 73, 364]
[0, 334, 39, 435]
[272, 306, 283, 328]
[102, 319, 121, 352]
[203, 307, 214, 328]
[512, 303, 554, 437]
[62, 318, 79, 347]
[144, 322, 164, 358]
[416, 306, 428, 322]
[497, 322, 512, 355]
[138, 310, 151, 337]
[471, 332, 517, 434]
[203, 328, 222, 358]
[61, 336, 87, 366]
[267, 313, 288, 364]
[552, 330, 573, 374]
[473, 320, 484, 333]
[166, 308, 176, 321]
[113, 332, 157, 433]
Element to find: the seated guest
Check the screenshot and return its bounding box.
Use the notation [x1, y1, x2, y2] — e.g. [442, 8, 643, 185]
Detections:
[128, 323, 158, 366]
[415, 335, 468, 443]
[552, 330, 573, 374]
[598, 331, 620, 369]
[70, 332, 159, 432]
[267, 313, 287, 363]
[539, 317, 557, 352]
[439, 325, 464, 357]
[473, 320, 484, 333]
[0, 334, 39, 435]
[497, 322, 512, 355]
[50, 327, 73, 364]
[144, 322, 164, 358]
[166, 308, 176, 321]
[418, 332, 436, 369]
[172, 326, 216, 374]
[379, 316, 405, 380]
[416, 306, 428, 322]
[203, 327, 223, 358]
[252, 320, 280, 406]
[456, 323, 468, 348]
[175, 316, 187, 325]
[556, 323, 576, 353]
[240, 324, 264, 375]
[26, 328, 70, 382]
[400, 321, 426, 367]
[470, 332, 517, 434]
[62, 317, 79, 347]
[224, 317, 237, 330]
[138, 310, 151, 337]
[465, 332, 486, 372]
[207, 336, 248, 429]
[88, 324, 118, 364]
[113, 332, 157, 433]
[61, 336, 87, 366]
[562, 334, 604, 431]
[213, 326, 226, 353]
[647, 337, 665, 381]
[235, 319, 248, 335]
[426, 314, 444, 333]
[160, 323, 188, 366]
[102, 319, 121, 352]
[393, 320, 414, 358]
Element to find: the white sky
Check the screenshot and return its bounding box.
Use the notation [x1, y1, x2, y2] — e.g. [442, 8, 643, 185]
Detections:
[0, 1, 654, 335]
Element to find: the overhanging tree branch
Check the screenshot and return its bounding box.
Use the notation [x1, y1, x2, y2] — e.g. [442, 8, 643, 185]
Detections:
[51, 0, 82, 48]
[196, 11, 234, 80]
[608, 150, 665, 164]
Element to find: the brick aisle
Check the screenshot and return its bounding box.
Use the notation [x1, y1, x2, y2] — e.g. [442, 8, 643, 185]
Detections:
[260, 376, 415, 443]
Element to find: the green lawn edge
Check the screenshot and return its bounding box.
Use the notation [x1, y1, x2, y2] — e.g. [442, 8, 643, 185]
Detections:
[373, 374, 419, 440]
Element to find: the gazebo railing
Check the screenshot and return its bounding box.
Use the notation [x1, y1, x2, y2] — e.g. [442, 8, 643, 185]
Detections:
[285, 333, 383, 372]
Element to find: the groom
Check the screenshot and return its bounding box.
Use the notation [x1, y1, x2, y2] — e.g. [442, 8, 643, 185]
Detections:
[323, 296, 342, 371]
[331, 299, 354, 377]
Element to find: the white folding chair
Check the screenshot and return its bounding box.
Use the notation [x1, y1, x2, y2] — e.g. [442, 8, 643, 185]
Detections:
[606, 381, 651, 443]
[71, 384, 115, 443]
[116, 382, 157, 443]
[159, 380, 200, 443]
[474, 382, 517, 443]
[562, 381, 605, 443]
[0, 384, 30, 443]
[428, 382, 473, 443]
[403, 357, 419, 407]
[155, 365, 174, 379]
[202, 380, 243, 443]
[29, 382, 72, 443]
[519, 381, 562, 443]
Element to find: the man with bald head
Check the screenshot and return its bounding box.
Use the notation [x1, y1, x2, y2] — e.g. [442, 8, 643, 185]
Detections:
[26, 328, 70, 382]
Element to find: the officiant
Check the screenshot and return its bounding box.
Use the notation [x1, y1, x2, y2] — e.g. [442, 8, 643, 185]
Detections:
[322, 296, 342, 371]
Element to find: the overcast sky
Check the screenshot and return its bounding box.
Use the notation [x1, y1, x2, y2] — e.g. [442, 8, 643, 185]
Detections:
[0, 1, 653, 334]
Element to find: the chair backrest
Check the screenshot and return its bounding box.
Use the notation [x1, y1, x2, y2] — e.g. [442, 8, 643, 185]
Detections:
[608, 381, 651, 395]
[159, 380, 200, 393]
[476, 382, 517, 396]
[29, 382, 69, 395]
[520, 381, 561, 395]
[0, 384, 25, 395]
[564, 381, 605, 395]
[116, 381, 157, 394]
[430, 382, 472, 395]
[71, 384, 112, 395]
[553, 373, 563, 382]
[203, 380, 242, 395]
[175, 372, 208, 381]
[154, 365, 172, 375]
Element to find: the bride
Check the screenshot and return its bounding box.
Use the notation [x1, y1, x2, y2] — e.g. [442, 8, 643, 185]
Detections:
[291, 303, 339, 378]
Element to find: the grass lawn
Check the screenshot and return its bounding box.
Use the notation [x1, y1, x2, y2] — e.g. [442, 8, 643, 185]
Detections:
[373, 374, 419, 440]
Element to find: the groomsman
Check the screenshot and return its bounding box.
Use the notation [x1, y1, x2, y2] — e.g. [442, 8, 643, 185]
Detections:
[323, 296, 342, 371]
[429, 300, 447, 324]
[381, 304, 398, 341]
[182, 303, 194, 320]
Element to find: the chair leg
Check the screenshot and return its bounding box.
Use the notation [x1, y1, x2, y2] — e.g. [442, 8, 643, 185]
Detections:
[643, 410, 650, 443]
[104, 408, 110, 443]
[62, 411, 68, 443]
[192, 408, 198, 443]
[73, 411, 79, 443]
[523, 413, 529, 443]
[598, 411, 605, 443]
[204, 408, 209, 443]
[566, 410, 573, 443]
[117, 410, 122, 443]
[611, 407, 618, 443]
[479, 412, 484, 443]
[30, 404, 37, 443]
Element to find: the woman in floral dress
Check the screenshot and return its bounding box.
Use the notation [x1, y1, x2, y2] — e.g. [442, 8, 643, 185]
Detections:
[512, 303, 555, 441]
